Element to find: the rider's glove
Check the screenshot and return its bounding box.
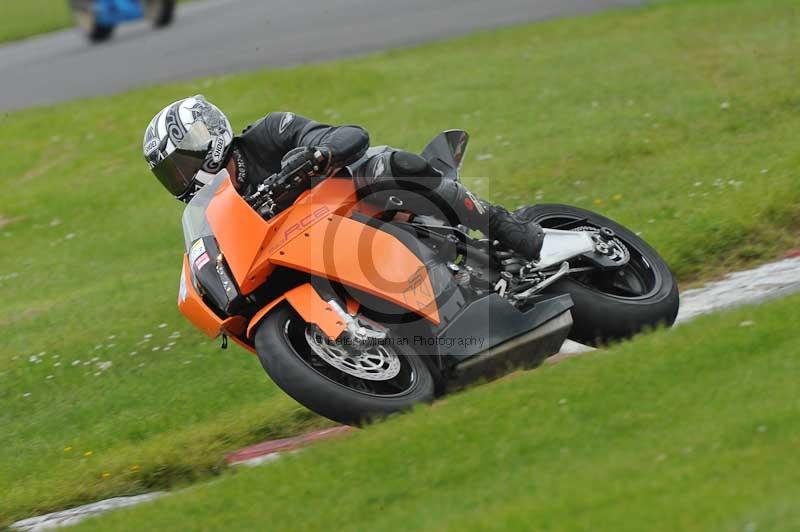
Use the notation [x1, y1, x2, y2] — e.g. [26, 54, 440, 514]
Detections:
[280, 146, 332, 177]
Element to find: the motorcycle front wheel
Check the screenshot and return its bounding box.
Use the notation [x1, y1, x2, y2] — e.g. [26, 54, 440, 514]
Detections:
[516, 204, 680, 346]
[254, 305, 434, 426]
[70, 0, 114, 42]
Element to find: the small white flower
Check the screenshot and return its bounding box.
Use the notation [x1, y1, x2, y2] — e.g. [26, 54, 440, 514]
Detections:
[54, 362, 61, 367]
[720, 101, 730, 110]
[46, 375, 54, 380]
[107, 335, 116, 340]
[476, 154, 493, 161]
[72, 360, 81, 366]
[756, 425, 767, 433]
[739, 320, 755, 327]
[129, 351, 138, 356]
[760, 169, 768, 174]
[152, 346, 161, 351]
[158, 323, 167, 329]
[144, 334, 153, 339]
[97, 361, 113, 371]
[23, 392, 32, 398]
[64, 233, 76, 240]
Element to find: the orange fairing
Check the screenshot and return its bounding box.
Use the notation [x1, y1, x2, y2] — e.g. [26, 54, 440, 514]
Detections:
[208, 176, 440, 324]
[272, 214, 440, 323]
[178, 256, 251, 341]
[246, 283, 352, 340]
[206, 178, 273, 293]
[178, 255, 224, 338]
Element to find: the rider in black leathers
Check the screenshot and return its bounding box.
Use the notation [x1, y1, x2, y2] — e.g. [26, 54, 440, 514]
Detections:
[231, 112, 545, 261]
[143, 96, 544, 261]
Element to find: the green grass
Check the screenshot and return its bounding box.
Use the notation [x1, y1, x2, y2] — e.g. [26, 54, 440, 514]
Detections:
[74, 295, 800, 532]
[2, 0, 800, 525]
[0, 1, 72, 43]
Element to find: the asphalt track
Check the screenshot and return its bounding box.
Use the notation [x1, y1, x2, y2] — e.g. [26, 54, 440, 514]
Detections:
[0, 0, 646, 111]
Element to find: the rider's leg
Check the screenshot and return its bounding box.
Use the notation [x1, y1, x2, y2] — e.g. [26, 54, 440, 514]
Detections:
[354, 151, 544, 261]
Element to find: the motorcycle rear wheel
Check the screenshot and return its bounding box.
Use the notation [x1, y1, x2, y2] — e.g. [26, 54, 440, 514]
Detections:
[143, 0, 176, 28]
[517, 204, 679, 345]
[254, 305, 434, 426]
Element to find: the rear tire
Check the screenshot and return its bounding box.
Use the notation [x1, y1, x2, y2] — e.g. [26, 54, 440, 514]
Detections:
[144, 0, 176, 28]
[254, 305, 434, 426]
[517, 204, 679, 345]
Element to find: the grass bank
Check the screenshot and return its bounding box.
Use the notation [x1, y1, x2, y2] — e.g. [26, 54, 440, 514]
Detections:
[0, 1, 72, 43]
[76, 294, 800, 531]
[2, 0, 799, 525]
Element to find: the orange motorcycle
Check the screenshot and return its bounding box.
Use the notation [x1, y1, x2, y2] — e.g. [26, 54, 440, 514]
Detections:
[178, 130, 679, 424]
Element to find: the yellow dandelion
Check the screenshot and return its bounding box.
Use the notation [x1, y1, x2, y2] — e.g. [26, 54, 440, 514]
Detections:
[130, 465, 140, 472]
[102, 472, 111, 479]
[593, 198, 604, 205]
[84, 451, 93, 457]
[64, 447, 73, 452]
[612, 193, 624, 201]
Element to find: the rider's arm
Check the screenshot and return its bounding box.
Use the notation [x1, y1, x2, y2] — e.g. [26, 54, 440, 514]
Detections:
[246, 112, 370, 173]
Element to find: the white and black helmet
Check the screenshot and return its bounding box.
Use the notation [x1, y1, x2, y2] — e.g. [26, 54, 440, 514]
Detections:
[143, 95, 234, 201]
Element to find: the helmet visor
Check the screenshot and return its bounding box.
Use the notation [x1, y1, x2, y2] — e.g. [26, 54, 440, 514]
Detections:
[151, 122, 213, 196]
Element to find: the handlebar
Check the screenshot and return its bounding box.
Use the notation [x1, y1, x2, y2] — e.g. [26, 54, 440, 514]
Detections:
[246, 148, 330, 218]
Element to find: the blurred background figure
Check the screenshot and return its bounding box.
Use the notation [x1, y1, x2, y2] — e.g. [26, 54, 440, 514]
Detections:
[69, 0, 174, 42]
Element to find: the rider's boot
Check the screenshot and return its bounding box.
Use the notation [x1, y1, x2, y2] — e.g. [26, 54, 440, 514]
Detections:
[445, 183, 545, 262]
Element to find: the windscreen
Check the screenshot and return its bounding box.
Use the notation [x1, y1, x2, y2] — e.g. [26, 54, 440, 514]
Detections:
[181, 171, 227, 252]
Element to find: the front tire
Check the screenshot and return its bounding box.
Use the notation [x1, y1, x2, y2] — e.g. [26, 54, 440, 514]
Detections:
[70, 0, 115, 42]
[254, 305, 434, 426]
[517, 204, 679, 345]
